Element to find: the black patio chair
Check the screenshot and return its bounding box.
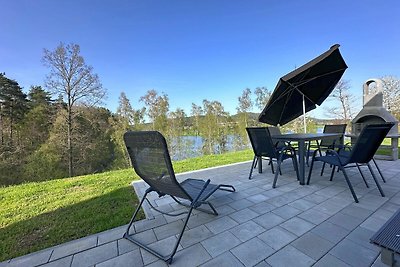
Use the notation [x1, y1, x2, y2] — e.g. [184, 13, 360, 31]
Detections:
[123, 131, 235, 264]
[267, 126, 288, 149]
[331, 142, 388, 185]
[307, 124, 347, 166]
[307, 123, 394, 203]
[246, 127, 299, 187]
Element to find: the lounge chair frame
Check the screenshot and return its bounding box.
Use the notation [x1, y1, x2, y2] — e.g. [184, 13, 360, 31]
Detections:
[123, 131, 235, 263]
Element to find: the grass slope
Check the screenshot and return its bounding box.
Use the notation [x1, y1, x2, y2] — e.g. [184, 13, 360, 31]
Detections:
[0, 149, 253, 261]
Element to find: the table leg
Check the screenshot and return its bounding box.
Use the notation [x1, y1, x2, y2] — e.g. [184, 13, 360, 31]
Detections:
[298, 140, 305, 185]
[391, 137, 398, 161]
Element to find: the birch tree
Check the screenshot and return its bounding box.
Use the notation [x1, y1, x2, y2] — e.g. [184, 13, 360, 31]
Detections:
[324, 79, 355, 122]
[42, 43, 106, 177]
[381, 76, 400, 118]
[236, 88, 253, 127]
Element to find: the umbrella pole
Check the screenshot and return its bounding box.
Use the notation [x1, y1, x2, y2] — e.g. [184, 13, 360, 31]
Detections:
[303, 95, 306, 133]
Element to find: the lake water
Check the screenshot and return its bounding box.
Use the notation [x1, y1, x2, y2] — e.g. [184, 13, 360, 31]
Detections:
[169, 135, 248, 160]
[170, 127, 324, 160]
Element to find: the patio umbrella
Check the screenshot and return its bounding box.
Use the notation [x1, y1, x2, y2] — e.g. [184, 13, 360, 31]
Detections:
[258, 44, 348, 132]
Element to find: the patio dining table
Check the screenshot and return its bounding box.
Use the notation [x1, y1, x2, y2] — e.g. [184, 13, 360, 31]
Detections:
[271, 133, 342, 185]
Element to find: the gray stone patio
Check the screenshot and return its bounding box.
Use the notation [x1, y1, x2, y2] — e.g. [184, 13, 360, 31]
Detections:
[2, 158, 400, 267]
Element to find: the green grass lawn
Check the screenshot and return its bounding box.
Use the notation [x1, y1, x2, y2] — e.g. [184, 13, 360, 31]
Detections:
[376, 138, 400, 158]
[0, 149, 253, 261]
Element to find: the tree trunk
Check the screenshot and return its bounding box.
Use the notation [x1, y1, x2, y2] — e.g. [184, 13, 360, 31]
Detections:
[67, 104, 73, 177]
[9, 104, 13, 146]
[0, 105, 3, 145]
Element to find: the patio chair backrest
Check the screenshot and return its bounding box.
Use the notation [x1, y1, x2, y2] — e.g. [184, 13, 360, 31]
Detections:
[320, 124, 347, 147]
[267, 126, 287, 148]
[124, 131, 192, 201]
[246, 127, 278, 158]
[267, 126, 282, 136]
[345, 123, 394, 164]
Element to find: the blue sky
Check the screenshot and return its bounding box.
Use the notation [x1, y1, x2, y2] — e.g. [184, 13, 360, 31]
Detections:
[1, 0, 400, 118]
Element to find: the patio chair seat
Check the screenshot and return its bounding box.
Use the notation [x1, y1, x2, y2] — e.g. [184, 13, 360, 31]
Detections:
[312, 155, 341, 166]
[180, 178, 220, 201]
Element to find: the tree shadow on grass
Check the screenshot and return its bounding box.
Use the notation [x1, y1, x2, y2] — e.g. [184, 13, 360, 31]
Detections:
[0, 186, 145, 262]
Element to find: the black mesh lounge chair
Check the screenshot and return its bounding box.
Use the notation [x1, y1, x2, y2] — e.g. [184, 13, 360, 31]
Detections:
[307, 123, 394, 203]
[123, 131, 235, 264]
[307, 124, 347, 166]
[246, 127, 299, 187]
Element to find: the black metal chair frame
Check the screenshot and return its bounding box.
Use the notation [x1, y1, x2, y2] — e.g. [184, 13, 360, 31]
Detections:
[246, 127, 299, 188]
[123, 131, 235, 263]
[307, 123, 394, 203]
[306, 124, 347, 166]
[332, 143, 388, 184]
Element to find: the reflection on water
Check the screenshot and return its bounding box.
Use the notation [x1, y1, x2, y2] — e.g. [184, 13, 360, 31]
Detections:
[169, 135, 249, 161]
[170, 128, 324, 160]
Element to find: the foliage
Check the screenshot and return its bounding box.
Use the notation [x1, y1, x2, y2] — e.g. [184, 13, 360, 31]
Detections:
[324, 79, 355, 122]
[237, 88, 253, 126]
[254, 86, 272, 112]
[0, 73, 28, 145]
[139, 89, 169, 133]
[198, 99, 230, 154]
[381, 75, 400, 119]
[23, 107, 114, 182]
[167, 108, 194, 159]
[117, 92, 145, 128]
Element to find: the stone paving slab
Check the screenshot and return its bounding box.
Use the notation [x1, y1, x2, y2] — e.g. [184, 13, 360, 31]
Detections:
[3, 160, 400, 266]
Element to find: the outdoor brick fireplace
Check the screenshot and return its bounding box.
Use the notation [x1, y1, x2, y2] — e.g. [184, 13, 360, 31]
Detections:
[351, 78, 399, 160]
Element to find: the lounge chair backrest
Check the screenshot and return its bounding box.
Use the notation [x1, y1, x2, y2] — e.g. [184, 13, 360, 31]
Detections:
[345, 123, 394, 164]
[124, 131, 192, 200]
[320, 124, 347, 147]
[246, 127, 278, 158]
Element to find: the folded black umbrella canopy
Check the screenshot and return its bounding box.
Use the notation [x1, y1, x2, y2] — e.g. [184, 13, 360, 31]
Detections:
[258, 44, 348, 131]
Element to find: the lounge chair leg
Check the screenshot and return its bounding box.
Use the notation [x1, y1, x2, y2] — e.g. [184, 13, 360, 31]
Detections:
[356, 164, 369, 188]
[206, 202, 218, 215]
[249, 156, 257, 179]
[373, 158, 386, 183]
[341, 167, 359, 203]
[124, 190, 149, 237]
[167, 206, 194, 263]
[125, 191, 195, 264]
[367, 163, 385, 197]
